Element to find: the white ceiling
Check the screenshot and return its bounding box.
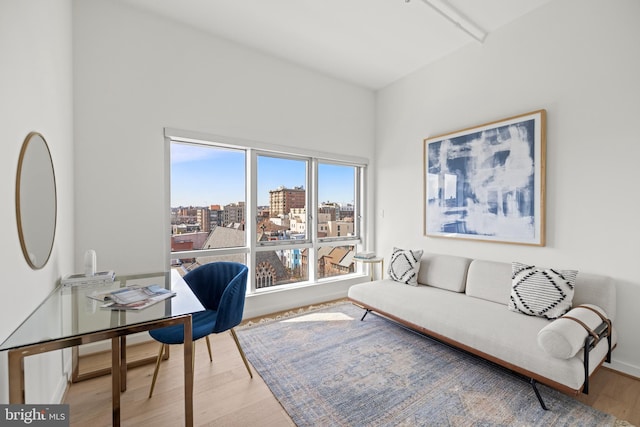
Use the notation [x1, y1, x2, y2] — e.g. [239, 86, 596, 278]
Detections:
[118, 0, 553, 90]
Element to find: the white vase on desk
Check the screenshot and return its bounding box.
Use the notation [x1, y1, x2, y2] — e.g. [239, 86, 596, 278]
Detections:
[84, 249, 97, 276]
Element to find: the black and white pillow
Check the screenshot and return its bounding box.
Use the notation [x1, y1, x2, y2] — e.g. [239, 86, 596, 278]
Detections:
[388, 247, 423, 286]
[508, 262, 577, 319]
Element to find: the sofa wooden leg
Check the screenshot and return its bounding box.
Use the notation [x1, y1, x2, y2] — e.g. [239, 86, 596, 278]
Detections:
[530, 379, 549, 410]
[360, 309, 371, 321]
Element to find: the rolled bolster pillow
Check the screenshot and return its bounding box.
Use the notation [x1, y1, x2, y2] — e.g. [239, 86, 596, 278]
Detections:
[537, 304, 609, 359]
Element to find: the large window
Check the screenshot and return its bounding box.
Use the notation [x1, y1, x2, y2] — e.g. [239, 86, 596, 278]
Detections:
[167, 131, 368, 293]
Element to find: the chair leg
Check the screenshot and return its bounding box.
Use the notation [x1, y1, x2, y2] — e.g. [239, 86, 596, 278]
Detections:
[230, 328, 253, 378]
[205, 336, 213, 362]
[192, 341, 196, 372]
[148, 343, 166, 398]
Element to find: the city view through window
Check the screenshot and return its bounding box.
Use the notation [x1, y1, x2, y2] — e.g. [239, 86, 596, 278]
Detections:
[170, 142, 363, 290]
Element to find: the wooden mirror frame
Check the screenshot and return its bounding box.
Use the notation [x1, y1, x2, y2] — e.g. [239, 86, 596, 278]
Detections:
[16, 132, 57, 269]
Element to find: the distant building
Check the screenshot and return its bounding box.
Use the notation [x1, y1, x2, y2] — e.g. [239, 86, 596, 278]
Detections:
[172, 206, 199, 227]
[171, 231, 210, 251]
[223, 202, 245, 226]
[307, 246, 355, 279]
[201, 225, 244, 250]
[278, 248, 302, 272]
[290, 208, 307, 234]
[287, 207, 333, 237]
[257, 207, 270, 220]
[171, 231, 211, 263]
[319, 203, 338, 221]
[321, 246, 355, 277]
[270, 216, 290, 228]
[339, 203, 355, 221]
[172, 223, 200, 234]
[257, 218, 289, 241]
[196, 207, 210, 232]
[209, 205, 223, 227]
[326, 220, 354, 237]
[256, 251, 290, 288]
[269, 186, 305, 217]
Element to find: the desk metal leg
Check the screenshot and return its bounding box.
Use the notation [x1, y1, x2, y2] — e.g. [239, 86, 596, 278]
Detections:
[8, 350, 25, 403]
[120, 336, 127, 392]
[112, 337, 121, 427]
[183, 315, 194, 427]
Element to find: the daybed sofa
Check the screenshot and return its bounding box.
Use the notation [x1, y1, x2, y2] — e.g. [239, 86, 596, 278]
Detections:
[347, 252, 616, 408]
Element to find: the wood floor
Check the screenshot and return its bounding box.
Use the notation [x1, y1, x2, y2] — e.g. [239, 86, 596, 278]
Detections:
[64, 331, 293, 427]
[64, 324, 640, 426]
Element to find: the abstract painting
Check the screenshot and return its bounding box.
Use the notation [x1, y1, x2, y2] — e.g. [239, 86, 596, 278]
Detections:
[424, 110, 546, 245]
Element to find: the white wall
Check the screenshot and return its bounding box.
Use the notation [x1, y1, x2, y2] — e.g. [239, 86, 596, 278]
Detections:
[0, 0, 74, 404]
[73, 0, 375, 315]
[376, 0, 640, 377]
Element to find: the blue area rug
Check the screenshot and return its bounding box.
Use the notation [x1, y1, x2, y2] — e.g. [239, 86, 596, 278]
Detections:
[237, 302, 619, 426]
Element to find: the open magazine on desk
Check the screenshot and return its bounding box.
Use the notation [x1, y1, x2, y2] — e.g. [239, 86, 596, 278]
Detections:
[89, 284, 176, 310]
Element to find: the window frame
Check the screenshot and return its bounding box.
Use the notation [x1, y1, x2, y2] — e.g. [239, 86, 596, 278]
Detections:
[165, 128, 369, 294]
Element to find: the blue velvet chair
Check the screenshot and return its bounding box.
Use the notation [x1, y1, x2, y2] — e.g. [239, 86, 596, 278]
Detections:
[148, 262, 253, 398]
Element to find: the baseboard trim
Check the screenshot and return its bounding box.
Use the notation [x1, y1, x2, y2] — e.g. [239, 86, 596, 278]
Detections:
[243, 277, 362, 320]
[607, 359, 640, 379]
[52, 372, 68, 406]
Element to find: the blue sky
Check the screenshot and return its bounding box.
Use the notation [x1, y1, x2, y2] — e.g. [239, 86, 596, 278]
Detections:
[171, 143, 355, 207]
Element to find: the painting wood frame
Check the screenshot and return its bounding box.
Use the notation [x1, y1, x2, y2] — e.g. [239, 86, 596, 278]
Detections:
[424, 110, 546, 246]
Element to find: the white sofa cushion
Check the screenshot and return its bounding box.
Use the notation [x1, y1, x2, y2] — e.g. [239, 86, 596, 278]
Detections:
[416, 253, 471, 292]
[465, 260, 512, 305]
[538, 304, 610, 359]
[572, 273, 616, 322]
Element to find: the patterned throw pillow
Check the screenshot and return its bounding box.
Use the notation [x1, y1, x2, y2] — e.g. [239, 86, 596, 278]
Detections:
[388, 247, 423, 286]
[508, 262, 577, 319]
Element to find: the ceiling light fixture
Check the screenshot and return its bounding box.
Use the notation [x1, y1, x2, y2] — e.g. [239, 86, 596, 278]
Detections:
[412, 0, 487, 43]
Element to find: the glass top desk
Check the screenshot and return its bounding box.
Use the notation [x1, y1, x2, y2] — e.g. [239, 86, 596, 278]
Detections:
[0, 270, 204, 427]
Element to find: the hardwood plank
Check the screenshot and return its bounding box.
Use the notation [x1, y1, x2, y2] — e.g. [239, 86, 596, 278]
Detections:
[64, 332, 293, 426]
[575, 367, 640, 426]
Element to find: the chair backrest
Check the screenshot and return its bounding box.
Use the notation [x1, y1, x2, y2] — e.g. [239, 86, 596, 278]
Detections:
[183, 262, 249, 332]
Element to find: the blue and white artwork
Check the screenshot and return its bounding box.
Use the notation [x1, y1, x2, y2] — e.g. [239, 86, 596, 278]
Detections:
[425, 111, 545, 245]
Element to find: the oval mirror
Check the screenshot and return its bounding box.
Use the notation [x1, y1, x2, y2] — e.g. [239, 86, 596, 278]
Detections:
[16, 132, 57, 269]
